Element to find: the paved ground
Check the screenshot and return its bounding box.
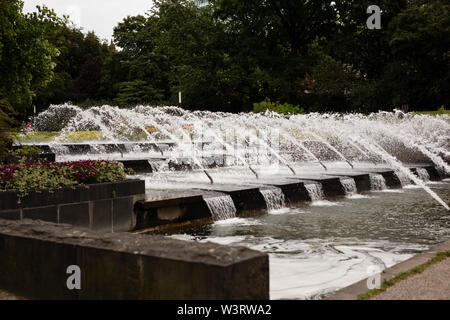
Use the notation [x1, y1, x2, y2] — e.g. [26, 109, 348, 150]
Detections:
[371, 257, 450, 300]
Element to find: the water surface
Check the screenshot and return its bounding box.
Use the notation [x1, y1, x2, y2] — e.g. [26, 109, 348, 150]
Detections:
[170, 182, 450, 299]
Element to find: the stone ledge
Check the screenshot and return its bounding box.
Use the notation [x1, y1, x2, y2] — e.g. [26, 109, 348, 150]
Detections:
[0, 219, 269, 300]
[0, 180, 145, 232]
[0, 179, 145, 210]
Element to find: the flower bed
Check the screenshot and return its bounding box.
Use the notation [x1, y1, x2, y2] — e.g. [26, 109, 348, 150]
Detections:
[0, 160, 145, 232]
[0, 160, 126, 201]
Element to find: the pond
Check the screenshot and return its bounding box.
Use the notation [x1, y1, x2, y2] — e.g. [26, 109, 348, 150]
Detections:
[168, 180, 450, 299]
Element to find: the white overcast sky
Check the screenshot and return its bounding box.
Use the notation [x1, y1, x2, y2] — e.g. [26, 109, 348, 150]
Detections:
[23, 0, 154, 42]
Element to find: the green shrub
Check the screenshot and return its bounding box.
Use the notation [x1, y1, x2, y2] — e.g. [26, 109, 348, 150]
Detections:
[0, 160, 127, 201]
[437, 105, 447, 114]
[252, 98, 304, 115]
[0, 99, 18, 159]
[11, 145, 41, 155]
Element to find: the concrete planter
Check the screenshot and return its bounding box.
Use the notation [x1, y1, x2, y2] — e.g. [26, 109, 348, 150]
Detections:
[0, 179, 145, 232]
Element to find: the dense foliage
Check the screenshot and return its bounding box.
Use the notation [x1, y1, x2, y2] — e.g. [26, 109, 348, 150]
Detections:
[0, 160, 127, 199]
[0, 3, 61, 113]
[252, 99, 304, 115]
[0, 99, 17, 159]
[1, 0, 449, 120]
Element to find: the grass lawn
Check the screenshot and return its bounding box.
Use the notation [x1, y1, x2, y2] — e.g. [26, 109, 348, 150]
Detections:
[16, 131, 104, 143]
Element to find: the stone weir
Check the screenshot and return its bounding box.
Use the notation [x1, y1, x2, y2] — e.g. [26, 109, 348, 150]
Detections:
[134, 164, 447, 231]
[0, 219, 269, 300]
[134, 189, 228, 230]
[134, 176, 355, 231]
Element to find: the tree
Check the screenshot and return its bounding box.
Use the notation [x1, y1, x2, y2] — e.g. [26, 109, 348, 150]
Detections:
[0, 99, 17, 159]
[326, 0, 409, 78]
[114, 80, 165, 106]
[34, 19, 115, 109]
[154, 0, 244, 111]
[211, 0, 339, 108]
[106, 14, 171, 105]
[383, 0, 450, 109]
[0, 1, 59, 115]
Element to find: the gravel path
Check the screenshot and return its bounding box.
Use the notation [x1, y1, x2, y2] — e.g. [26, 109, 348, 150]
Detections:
[372, 257, 450, 300]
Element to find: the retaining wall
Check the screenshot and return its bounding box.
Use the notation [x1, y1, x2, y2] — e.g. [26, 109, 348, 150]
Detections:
[0, 180, 145, 232]
[0, 219, 269, 300]
[135, 193, 214, 229]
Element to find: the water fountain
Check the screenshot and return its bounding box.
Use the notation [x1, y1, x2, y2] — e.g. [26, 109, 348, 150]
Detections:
[24, 104, 450, 300]
[28, 104, 449, 211]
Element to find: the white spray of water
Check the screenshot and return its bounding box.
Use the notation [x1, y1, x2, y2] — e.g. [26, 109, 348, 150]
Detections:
[29, 105, 450, 210]
[358, 139, 449, 211]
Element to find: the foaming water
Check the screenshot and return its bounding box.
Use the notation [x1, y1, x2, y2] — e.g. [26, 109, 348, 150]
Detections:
[346, 194, 376, 199]
[168, 184, 450, 300]
[212, 218, 262, 226]
[268, 208, 295, 215]
[310, 200, 344, 207]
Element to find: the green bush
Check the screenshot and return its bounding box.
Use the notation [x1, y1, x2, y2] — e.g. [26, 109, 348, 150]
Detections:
[11, 145, 40, 155]
[0, 99, 18, 159]
[437, 105, 447, 114]
[0, 160, 127, 201]
[252, 98, 304, 115]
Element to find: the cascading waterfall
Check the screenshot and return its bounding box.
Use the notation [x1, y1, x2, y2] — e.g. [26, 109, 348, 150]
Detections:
[148, 160, 169, 173]
[395, 171, 413, 187]
[369, 174, 387, 191]
[340, 178, 357, 195]
[48, 144, 70, 155]
[28, 104, 450, 210]
[204, 195, 237, 221]
[416, 168, 430, 182]
[260, 188, 286, 211]
[305, 184, 325, 202]
[352, 137, 449, 210]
